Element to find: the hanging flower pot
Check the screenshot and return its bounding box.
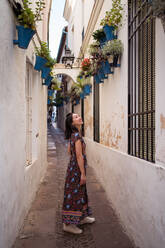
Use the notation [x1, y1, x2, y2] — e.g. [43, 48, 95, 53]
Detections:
[83, 84, 92, 96]
[113, 55, 120, 67]
[100, 36, 107, 48]
[94, 74, 103, 84]
[101, 61, 113, 75]
[13, 25, 35, 49]
[98, 67, 108, 80]
[34, 55, 47, 71]
[75, 98, 80, 105]
[43, 75, 53, 87]
[48, 90, 54, 97]
[41, 66, 51, 79]
[80, 92, 86, 99]
[103, 25, 116, 41]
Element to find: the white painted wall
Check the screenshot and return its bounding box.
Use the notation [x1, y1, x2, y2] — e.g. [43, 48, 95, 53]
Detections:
[0, 0, 49, 247]
[61, 1, 165, 246]
[85, 137, 165, 248]
[155, 19, 165, 166]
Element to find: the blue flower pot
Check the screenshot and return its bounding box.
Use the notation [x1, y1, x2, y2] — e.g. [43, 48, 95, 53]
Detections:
[13, 25, 35, 49]
[103, 25, 116, 41]
[41, 66, 51, 79]
[101, 61, 113, 75]
[58, 103, 64, 107]
[44, 75, 53, 87]
[80, 92, 86, 99]
[113, 55, 120, 67]
[34, 56, 47, 71]
[75, 99, 80, 105]
[48, 99, 51, 105]
[48, 90, 54, 97]
[99, 36, 107, 48]
[98, 67, 107, 80]
[83, 84, 92, 95]
[94, 74, 103, 84]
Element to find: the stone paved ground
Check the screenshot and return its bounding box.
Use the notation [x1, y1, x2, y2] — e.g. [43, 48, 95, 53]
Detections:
[13, 126, 135, 248]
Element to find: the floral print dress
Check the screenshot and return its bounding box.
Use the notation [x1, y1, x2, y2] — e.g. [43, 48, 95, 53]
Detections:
[62, 132, 92, 224]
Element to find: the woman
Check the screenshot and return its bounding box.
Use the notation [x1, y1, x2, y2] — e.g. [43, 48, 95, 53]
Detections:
[62, 113, 95, 234]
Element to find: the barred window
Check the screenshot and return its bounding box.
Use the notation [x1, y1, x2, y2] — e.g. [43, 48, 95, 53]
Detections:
[128, 0, 155, 162]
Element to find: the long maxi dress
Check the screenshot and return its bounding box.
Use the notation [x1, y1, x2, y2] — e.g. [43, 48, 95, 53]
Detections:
[62, 132, 92, 225]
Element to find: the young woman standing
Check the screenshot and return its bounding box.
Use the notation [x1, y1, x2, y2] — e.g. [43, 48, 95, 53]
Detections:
[62, 113, 95, 234]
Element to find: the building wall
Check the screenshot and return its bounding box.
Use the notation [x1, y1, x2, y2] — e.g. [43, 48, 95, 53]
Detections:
[62, 0, 165, 247]
[0, 0, 50, 247]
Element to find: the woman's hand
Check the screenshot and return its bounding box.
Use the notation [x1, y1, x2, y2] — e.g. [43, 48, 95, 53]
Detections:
[80, 173, 86, 185]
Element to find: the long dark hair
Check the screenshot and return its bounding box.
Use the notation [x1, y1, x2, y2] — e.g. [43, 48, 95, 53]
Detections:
[65, 113, 79, 139]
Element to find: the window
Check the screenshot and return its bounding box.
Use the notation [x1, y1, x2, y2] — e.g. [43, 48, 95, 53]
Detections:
[25, 61, 38, 166]
[93, 80, 100, 143]
[128, 0, 155, 162]
[25, 62, 32, 166]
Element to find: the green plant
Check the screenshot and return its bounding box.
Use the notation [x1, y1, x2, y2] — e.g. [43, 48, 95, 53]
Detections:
[88, 42, 100, 56]
[51, 77, 62, 91]
[45, 56, 56, 69]
[18, 0, 45, 30]
[100, 0, 123, 29]
[102, 39, 123, 56]
[92, 29, 106, 42]
[35, 42, 50, 58]
[35, 42, 56, 68]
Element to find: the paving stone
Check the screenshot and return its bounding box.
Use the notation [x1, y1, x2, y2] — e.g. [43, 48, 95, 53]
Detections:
[13, 126, 135, 248]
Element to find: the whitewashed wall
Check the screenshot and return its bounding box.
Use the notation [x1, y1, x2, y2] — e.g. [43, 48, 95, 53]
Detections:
[62, 1, 165, 246]
[85, 137, 165, 248]
[0, 0, 49, 247]
[155, 19, 165, 166]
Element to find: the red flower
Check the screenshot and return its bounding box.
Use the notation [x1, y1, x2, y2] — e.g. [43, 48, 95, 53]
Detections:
[81, 58, 91, 71]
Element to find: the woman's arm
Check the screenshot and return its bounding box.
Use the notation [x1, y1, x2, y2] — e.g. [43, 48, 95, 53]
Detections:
[75, 139, 86, 185]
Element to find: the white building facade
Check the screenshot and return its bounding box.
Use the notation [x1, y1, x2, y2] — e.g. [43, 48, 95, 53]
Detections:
[56, 0, 165, 247]
[0, 0, 51, 247]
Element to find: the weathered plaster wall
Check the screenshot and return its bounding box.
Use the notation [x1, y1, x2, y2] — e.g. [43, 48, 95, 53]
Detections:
[85, 0, 128, 152]
[155, 19, 165, 167]
[0, 1, 49, 247]
[85, 137, 165, 248]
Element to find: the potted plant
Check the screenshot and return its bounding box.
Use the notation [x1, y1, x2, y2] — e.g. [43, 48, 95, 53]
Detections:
[100, 0, 123, 41]
[13, 0, 45, 49]
[81, 58, 91, 71]
[88, 41, 100, 58]
[48, 90, 54, 97]
[35, 42, 56, 78]
[101, 60, 114, 75]
[50, 77, 62, 91]
[34, 42, 50, 71]
[92, 29, 106, 47]
[102, 39, 123, 67]
[43, 75, 53, 87]
[41, 55, 56, 79]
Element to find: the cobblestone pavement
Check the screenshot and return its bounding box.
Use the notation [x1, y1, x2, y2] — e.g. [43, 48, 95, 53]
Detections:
[13, 126, 135, 248]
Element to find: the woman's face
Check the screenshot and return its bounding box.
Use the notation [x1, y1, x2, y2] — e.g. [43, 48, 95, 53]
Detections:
[72, 113, 83, 127]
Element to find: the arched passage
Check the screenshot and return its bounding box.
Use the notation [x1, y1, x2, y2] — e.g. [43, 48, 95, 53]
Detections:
[52, 64, 80, 83]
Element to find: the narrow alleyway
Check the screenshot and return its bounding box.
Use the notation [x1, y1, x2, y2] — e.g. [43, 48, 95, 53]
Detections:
[13, 126, 135, 248]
